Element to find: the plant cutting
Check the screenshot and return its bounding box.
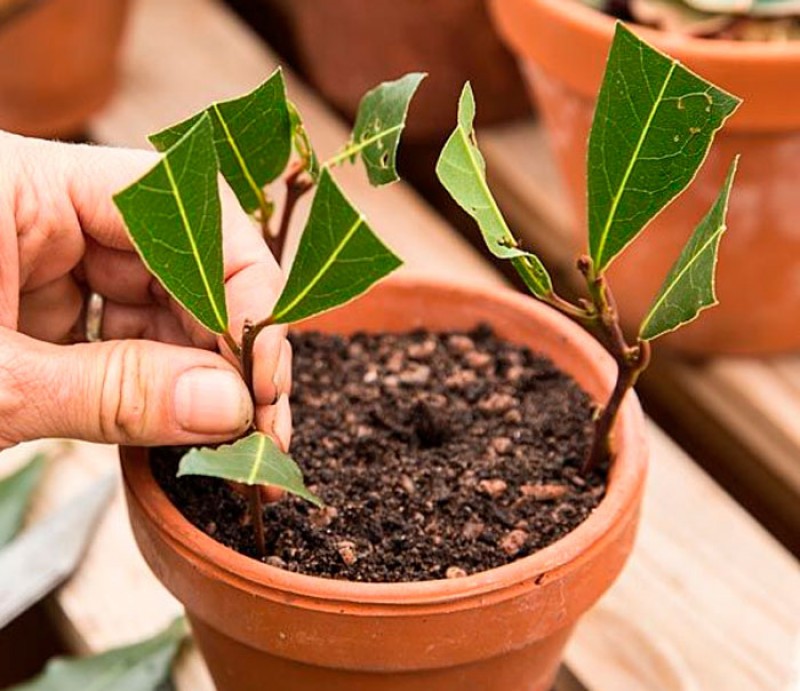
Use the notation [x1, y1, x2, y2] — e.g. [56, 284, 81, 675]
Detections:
[117, 26, 735, 691]
[490, 0, 800, 354]
[437, 21, 739, 473]
[115, 70, 425, 556]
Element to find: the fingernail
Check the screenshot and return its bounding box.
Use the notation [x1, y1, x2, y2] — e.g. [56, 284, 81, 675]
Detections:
[174, 368, 252, 434]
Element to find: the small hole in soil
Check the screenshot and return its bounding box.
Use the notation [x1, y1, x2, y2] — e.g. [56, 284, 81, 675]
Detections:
[410, 400, 450, 448]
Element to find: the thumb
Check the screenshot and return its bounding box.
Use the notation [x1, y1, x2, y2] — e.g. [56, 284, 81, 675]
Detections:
[0, 328, 253, 447]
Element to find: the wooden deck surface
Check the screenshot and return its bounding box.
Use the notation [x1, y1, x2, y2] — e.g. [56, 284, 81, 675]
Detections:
[2, 0, 798, 689]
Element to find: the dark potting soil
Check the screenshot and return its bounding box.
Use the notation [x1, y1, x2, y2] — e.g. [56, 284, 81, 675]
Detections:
[153, 327, 607, 583]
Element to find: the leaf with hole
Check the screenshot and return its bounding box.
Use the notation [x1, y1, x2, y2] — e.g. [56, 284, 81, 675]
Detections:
[0, 453, 46, 548]
[179, 432, 322, 506]
[436, 82, 553, 298]
[114, 114, 229, 334]
[639, 157, 738, 341]
[587, 22, 740, 272]
[149, 70, 292, 216]
[9, 616, 188, 691]
[269, 168, 402, 324]
[331, 72, 426, 186]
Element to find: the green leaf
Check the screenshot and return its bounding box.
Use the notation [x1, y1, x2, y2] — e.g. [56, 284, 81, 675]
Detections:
[639, 157, 738, 341]
[270, 168, 402, 324]
[9, 616, 188, 691]
[288, 100, 321, 182]
[0, 453, 46, 548]
[178, 432, 322, 507]
[588, 23, 741, 272]
[330, 72, 426, 186]
[149, 70, 292, 216]
[114, 114, 229, 334]
[436, 83, 553, 298]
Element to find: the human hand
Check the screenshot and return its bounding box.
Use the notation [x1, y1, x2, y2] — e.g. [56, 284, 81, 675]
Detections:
[0, 131, 291, 450]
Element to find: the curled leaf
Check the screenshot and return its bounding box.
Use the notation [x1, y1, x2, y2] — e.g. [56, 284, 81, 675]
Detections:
[288, 100, 321, 182]
[436, 83, 553, 298]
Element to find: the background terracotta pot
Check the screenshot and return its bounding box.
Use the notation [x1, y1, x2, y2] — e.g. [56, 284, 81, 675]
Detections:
[238, 0, 530, 142]
[0, 0, 130, 138]
[489, 0, 800, 355]
[121, 278, 648, 691]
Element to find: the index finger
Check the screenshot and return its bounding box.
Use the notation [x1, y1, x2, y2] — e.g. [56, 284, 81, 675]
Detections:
[49, 138, 291, 418]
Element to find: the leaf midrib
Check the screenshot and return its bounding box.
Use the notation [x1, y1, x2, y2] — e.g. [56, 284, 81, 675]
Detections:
[271, 214, 365, 322]
[162, 156, 227, 332]
[329, 123, 403, 167]
[639, 226, 722, 338]
[211, 103, 267, 215]
[593, 61, 677, 269]
[247, 433, 267, 484]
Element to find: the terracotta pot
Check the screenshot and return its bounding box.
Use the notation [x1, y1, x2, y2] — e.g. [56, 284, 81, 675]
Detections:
[0, 0, 130, 138]
[489, 0, 800, 355]
[255, 0, 530, 142]
[120, 278, 648, 691]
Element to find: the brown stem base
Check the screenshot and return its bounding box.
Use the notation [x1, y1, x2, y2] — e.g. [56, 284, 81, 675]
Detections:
[248, 485, 267, 557]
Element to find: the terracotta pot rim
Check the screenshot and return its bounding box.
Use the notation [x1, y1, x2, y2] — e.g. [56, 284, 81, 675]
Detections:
[121, 276, 647, 612]
[525, 0, 800, 58]
[489, 0, 800, 130]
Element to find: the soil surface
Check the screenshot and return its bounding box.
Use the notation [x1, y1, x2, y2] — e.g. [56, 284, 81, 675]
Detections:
[154, 327, 607, 583]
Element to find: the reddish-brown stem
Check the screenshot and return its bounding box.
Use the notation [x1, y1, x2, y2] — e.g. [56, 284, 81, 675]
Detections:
[582, 339, 650, 475]
[574, 257, 650, 474]
[247, 485, 266, 557]
[267, 161, 313, 266]
[238, 319, 275, 558]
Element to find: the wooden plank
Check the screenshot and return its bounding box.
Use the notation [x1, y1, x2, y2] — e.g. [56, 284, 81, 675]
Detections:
[3, 1, 796, 690]
[481, 119, 800, 551]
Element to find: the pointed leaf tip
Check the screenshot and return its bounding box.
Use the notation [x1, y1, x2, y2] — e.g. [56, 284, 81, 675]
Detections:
[179, 432, 322, 507]
[457, 82, 476, 132]
[639, 156, 739, 341]
[436, 82, 553, 298]
[269, 169, 402, 325]
[149, 69, 292, 215]
[115, 113, 229, 334]
[335, 72, 426, 186]
[588, 23, 741, 272]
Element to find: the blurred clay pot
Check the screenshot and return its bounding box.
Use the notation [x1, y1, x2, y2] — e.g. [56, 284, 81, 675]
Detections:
[0, 0, 130, 138]
[260, 0, 530, 142]
[121, 278, 648, 691]
[489, 0, 800, 355]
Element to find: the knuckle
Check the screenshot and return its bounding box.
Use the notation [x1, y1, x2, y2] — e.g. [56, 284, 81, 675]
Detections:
[0, 336, 35, 447]
[100, 341, 149, 443]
